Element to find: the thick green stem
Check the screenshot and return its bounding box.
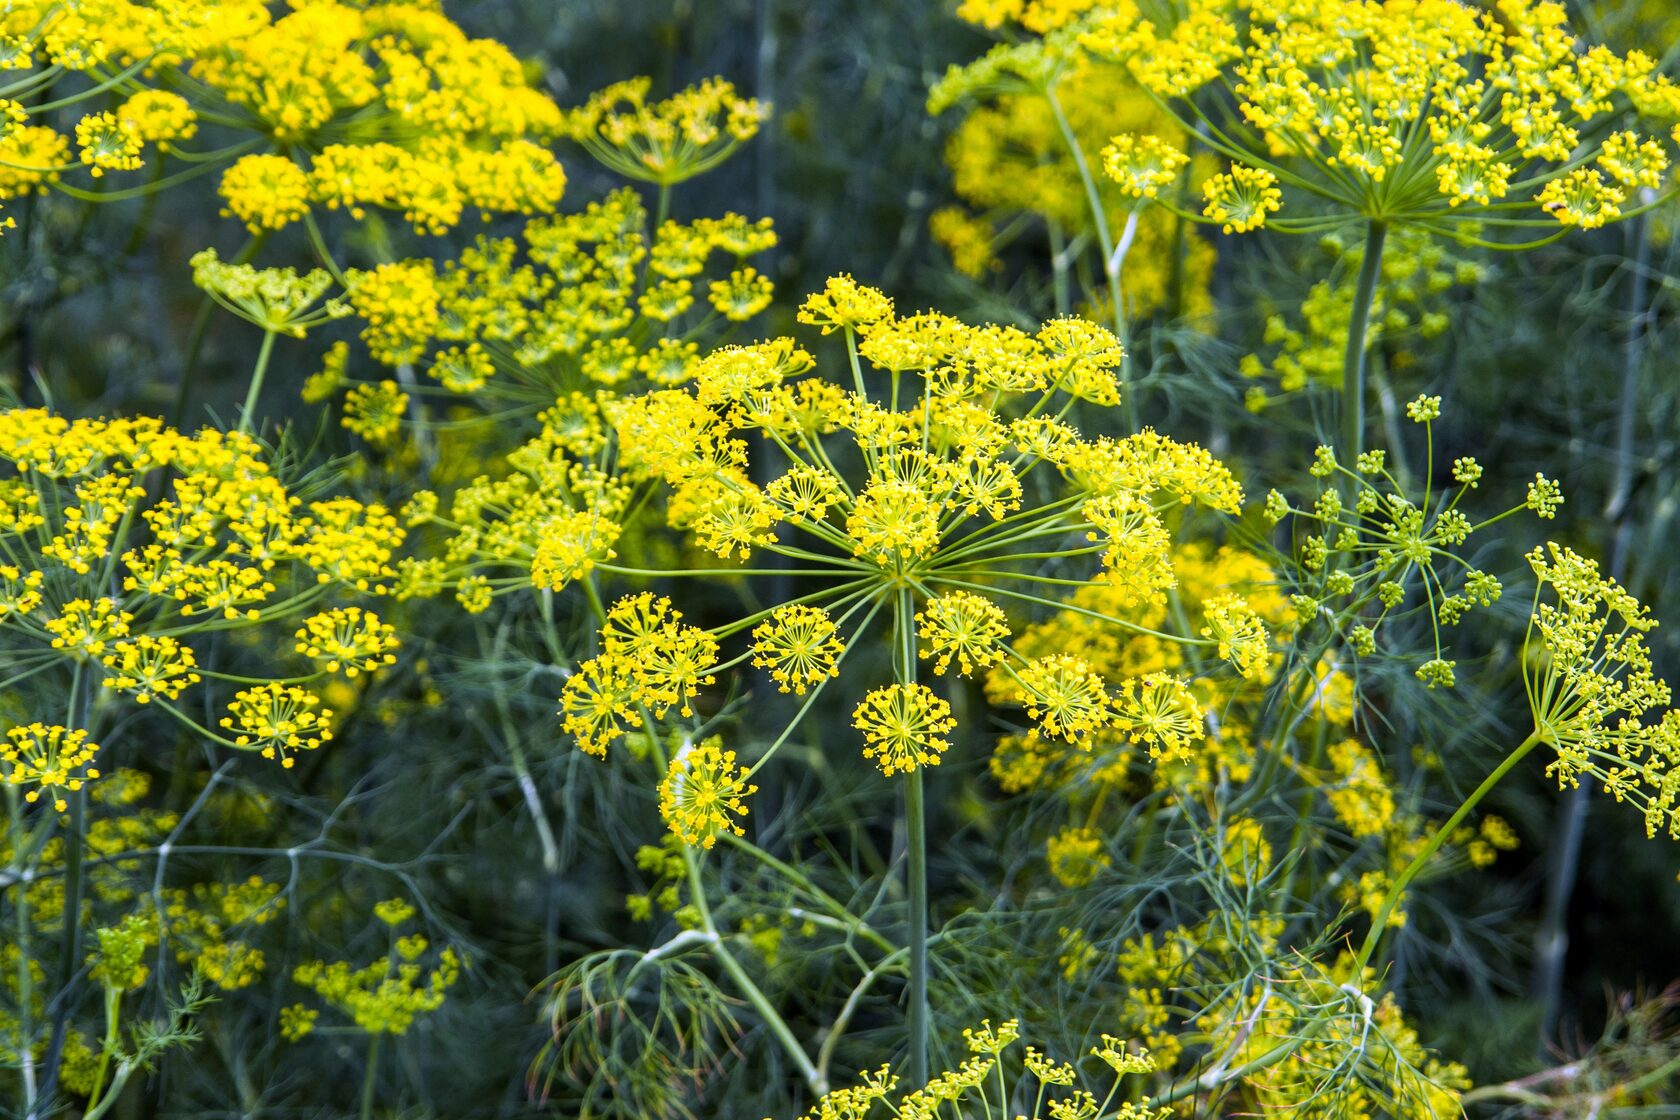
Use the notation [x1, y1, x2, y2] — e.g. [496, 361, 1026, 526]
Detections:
[359, 1033, 382, 1120]
[897, 587, 929, 1087]
[38, 664, 91, 1116]
[237, 329, 278, 436]
[7, 786, 36, 1112]
[1339, 220, 1388, 480]
[905, 767, 929, 1088]
[1048, 218, 1071, 317]
[84, 986, 121, 1112]
[1354, 730, 1543, 971]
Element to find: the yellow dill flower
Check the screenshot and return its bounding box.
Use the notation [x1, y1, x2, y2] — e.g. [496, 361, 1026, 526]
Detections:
[854, 683, 957, 776]
[530, 510, 621, 590]
[1525, 543, 1680, 838]
[0, 564, 44, 618]
[752, 604, 846, 695]
[428, 342, 494, 393]
[1, 723, 101, 811]
[846, 478, 943, 568]
[1598, 130, 1670, 190]
[374, 898, 416, 927]
[766, 465, 844, 522]
[300, 499, 402, 593]
[191, 248, 346, 337]
[1535, 167, 1625, 230]
[562, 76, 769, 185]
[455, 576, 492, 614]
[688, 483, 781, 561]
[708, 266, 774, 321]
[598, 595, 718, 718]
[73, 110, 142, 177]
[100, 635, 201, 704]
[797, 274, 895, 334]
[1113, 671, 1202, 762]
[1084, 493, 1174, 608]
[917, 591, 1010, 677]
[0, 124, 69, 198]
[292, 941, 459, 1036]
[1201, 164, 1282, 234]
[658, 736, 757, 849]
[294, 607, 399, 678]
[558, 653, 638, 758]
[279, 1004, 318, 1042]
[1102, 133, 1189, 199]
[219, 153, 311, 232]
[341, 380, 410, 445]
[600, 593, 684, 662]
[345, 260, 441, 365]
[220, 683, 334, 768]
[1017, 654, 1113, 742]
[1046, 826, 1110, 887]
[115, 89, 197, 147]
[1200, 594, 1269, 680]
[46, 597, 133, 659]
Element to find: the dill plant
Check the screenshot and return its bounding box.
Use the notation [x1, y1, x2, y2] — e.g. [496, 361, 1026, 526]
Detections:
[1, 0, 1680, 1117]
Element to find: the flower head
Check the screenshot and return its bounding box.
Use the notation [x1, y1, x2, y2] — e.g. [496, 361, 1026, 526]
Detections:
[752, 604, 846, 694]
[1, 723, 100, 810]
[659, 737, 758, 849]
[854, 683, 957, 776]
[221, 684, 334, 768]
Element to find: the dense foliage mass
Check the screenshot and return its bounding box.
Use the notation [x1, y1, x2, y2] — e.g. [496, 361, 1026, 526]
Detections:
[2, 0, 1680, 1117]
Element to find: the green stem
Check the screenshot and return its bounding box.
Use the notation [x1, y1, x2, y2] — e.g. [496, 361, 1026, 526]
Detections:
[1047, 218, 1071, 317]
[359, 1032, 382, 1120]
[1340, 220, 1388, 481]
[7, 786, 36, 1112]
[897, 587, 929, 1087]
[172, 233, 265, 428]
[38, 664, 91, 1117]
[238, 329, 278, 436]
[84, 986, 121, 1112]
[905, 766, 929, 1088]
[1353, 729, 1543, 971]
[580, 580, 824, 1097]
[680, 847, 826, 1095]
[1046, 83, 1136, 429]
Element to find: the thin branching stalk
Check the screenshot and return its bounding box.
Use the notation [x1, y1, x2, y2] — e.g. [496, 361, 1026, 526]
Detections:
[1355, 729, 1545, 972]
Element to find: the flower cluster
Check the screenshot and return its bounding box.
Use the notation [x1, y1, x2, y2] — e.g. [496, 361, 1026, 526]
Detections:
[1085, 0, 1679, 235]
[1262, 399, 1550, 685]
[561, 77, 769, 186]
[0, 1, 569, 234]
[1524, 543, 1680, 838]
[558, 273, 1256, 834]
[0, 410, 404, 792]
[286, 901, 460, 1037]
[929, 17, 1216, 321]
[795, 1016, 1168, 1120]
